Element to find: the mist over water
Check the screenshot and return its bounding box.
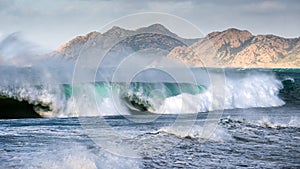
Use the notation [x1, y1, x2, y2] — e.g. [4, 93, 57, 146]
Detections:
[0, 33, 287, 118]
[0, 33, 48, 65]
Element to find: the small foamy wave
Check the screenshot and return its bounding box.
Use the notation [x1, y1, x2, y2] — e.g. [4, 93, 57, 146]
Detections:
[257, 116, 300, 129]
[156, 125, 232, 142]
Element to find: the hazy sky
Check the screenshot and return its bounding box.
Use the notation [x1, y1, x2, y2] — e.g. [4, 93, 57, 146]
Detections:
[0, 0, 299, 50]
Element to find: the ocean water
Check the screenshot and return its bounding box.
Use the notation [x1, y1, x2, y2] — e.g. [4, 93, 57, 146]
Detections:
[0, 68, 300, 168]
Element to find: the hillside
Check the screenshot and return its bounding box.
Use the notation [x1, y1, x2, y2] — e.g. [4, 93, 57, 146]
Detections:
[57, 24, 300, 68]
[168, 28, 300, 68]
[57, 24, 197, 59]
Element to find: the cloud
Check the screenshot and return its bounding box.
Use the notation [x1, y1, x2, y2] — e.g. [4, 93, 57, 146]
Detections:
[0, 0, 299, 50]
[147, 1, 194, 14]
[259, 1, 285, 11]
[239, 0, 286, 14]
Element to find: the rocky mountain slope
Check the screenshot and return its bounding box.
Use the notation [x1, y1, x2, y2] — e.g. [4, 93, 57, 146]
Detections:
[169, 28, 300, 68]
[57, 24, 300, 68]
[57, 24, 197, 59]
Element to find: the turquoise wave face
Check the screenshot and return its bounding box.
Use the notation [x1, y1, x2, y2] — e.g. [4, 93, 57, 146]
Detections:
[66, 82, 206, 99]
[67, 82, 207, 113]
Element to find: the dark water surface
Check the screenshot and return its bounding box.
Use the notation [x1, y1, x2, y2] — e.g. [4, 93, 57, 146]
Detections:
[0, 106, 299, 168]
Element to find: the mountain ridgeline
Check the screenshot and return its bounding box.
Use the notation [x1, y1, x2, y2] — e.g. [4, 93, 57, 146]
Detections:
[57, 24, 300, 68]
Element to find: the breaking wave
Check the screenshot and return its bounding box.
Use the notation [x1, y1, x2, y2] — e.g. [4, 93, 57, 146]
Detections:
[0, 70, 286, 118]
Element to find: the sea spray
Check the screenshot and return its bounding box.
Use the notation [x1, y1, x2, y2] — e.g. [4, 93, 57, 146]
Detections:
[1, 72, 286, 117]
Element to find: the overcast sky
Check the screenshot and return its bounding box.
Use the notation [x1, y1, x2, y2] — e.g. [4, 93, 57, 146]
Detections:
[0, 0, 299, 50]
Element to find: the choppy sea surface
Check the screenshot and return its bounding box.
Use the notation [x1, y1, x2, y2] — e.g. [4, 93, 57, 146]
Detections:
[0, 68, 300, 168]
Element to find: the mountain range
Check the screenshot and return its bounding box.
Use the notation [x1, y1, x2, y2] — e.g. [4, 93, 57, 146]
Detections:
[57, 24, 300, 68]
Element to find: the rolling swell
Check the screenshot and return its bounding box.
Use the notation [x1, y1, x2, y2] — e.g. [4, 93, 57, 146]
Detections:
[0, 96, 42, 118]
[278, 72, 300, 105]
[0, 84, 64, 119]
